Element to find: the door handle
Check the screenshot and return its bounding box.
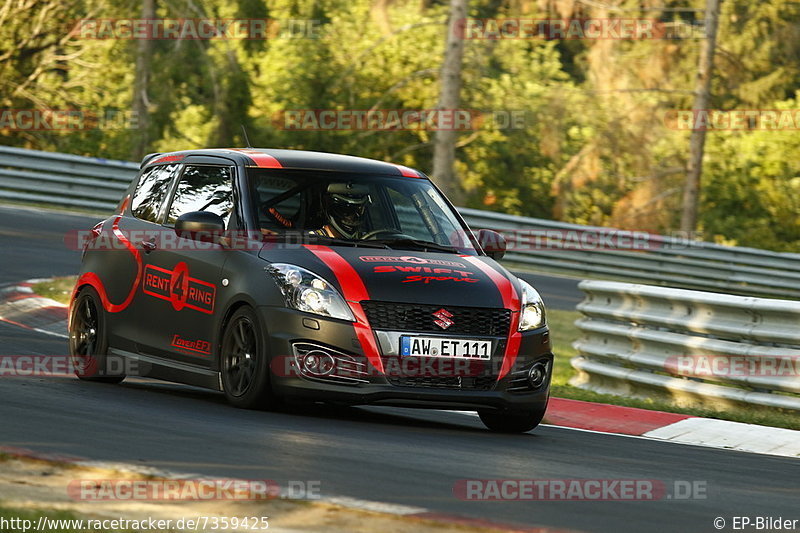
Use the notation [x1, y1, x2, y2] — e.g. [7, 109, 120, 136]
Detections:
[140, 239, 156, 252]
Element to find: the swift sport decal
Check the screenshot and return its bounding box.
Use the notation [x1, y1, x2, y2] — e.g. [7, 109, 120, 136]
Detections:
[372, 265, 474, 276]
[372, 265, 480, 284]
[142, 261, 217, 314]
[304, 245, 384, 374]
[461, 256, 521, 381]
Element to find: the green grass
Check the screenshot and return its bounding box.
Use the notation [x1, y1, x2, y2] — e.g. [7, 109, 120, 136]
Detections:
[30, 278, 800, 430]
[32, 276, 77, 305]
[546, 308, 583, 388]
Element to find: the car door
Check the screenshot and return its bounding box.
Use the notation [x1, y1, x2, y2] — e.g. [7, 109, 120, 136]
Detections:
[135, 161, 236, 368]
[107, 162, 183, 353]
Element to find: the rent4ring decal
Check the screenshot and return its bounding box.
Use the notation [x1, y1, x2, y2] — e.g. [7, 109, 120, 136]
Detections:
[143, 261, 216, 314]
[359, 255, 465, 268]
[372, 265, 479, 284]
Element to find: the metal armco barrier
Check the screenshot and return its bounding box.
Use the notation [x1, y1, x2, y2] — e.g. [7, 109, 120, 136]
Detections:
[0, 145, 136, 211]
[460, 207, 800, 299]
[571, 280, 800, 411]
[1, 145, 800, 298]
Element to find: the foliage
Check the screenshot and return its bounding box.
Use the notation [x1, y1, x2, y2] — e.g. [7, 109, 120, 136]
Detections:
[0, 0, 797, 251]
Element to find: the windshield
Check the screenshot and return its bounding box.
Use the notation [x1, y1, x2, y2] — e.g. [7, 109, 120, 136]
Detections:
[248, 169, 478, 254]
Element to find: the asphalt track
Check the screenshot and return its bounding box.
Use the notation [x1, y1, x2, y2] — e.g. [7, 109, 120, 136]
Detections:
[0, 204, 797, 533]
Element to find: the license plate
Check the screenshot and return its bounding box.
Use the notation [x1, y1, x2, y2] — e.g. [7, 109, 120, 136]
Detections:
[400, 336, 491, 359]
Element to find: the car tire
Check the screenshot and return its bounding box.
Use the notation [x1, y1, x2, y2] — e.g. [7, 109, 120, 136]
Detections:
[478, 405, 547, 433]
[69, 286, 125, 384]
[220, 306, 276, 409]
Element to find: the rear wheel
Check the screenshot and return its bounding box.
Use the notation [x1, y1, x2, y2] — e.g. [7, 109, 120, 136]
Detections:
[220, 307, 275, 409]
[478, 406, 547, 433]
[68, 287, 125, 383]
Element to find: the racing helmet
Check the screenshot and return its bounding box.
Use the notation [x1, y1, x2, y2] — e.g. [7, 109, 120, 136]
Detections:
[324, 182, 370, 239]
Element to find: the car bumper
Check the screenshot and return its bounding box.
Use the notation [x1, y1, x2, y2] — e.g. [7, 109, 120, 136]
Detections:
[258, 306, 553, 412]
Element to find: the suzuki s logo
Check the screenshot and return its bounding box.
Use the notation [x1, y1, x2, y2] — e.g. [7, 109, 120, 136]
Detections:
[432, 308, 454, 330]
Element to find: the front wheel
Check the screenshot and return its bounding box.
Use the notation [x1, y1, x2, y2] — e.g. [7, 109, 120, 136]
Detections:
[478, 406, 547, 433]
[68, 286, 125, 383]
[220, 307, 276, 409]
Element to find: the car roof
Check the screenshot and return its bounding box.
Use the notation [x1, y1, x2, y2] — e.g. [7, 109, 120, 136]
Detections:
[141, 148, 424, 178]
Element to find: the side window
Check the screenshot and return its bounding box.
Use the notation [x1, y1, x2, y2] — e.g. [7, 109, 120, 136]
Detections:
[255, 175, 305, 232]
[166, 165, 234, 226]
[131, 164, 181, 223]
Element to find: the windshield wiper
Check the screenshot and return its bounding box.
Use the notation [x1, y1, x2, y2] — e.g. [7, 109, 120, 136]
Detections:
[370, 238, 458, 253]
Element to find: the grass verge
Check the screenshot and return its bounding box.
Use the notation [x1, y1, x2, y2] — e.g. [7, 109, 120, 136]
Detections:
[32, 276, 77, 304]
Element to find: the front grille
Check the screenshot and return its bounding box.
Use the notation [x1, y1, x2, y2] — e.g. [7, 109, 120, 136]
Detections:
[361, 301, 511, 336]
[387, 375, 496, 390]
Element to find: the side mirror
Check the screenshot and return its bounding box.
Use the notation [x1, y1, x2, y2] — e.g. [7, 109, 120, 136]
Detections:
[175, 211, 225, 241]
[477, 229, 507, 260]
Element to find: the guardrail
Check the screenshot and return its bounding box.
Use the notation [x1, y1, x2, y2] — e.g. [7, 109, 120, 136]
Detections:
[460, 208, 800, 299]
[570, 280, 800, 411]
[1, 145, 799, 298]
[0, 145, 136, 211]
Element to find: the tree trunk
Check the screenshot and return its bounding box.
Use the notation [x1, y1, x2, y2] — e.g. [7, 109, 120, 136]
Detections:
[680, 0, 721, 234]
[431, 0, 467, 204]
[131, 0, 156, 161]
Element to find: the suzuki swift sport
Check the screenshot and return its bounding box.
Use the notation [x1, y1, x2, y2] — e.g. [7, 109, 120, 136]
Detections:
[69, 148, 552, 432]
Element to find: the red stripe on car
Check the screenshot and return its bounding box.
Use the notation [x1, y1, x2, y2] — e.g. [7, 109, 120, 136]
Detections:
[392, 164, 421, 178]
[71, 196, 143, 320]
[150, 154, 184, 165]
[304, 245, 385, 374]
[230, 149, 283, 168]
[461, 255, 521, 381]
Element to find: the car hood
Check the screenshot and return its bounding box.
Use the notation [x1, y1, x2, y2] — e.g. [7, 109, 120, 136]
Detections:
[259, 244, 518, 309]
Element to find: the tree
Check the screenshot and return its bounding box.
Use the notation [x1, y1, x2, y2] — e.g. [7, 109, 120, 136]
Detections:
[431, 0, 467, 203]
[680, 0, 721, 233]
[131, 0, 156, 160]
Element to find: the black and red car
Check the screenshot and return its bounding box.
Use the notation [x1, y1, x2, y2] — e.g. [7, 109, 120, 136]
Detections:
[69, 148, 552, 432]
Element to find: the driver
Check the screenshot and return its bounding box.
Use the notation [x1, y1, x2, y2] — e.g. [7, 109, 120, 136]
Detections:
[311, 182, 370, 239]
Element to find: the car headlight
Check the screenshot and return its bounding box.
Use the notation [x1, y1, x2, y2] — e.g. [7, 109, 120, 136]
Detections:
[267, 264, 355, 321]
[517, 278, 546, 331]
